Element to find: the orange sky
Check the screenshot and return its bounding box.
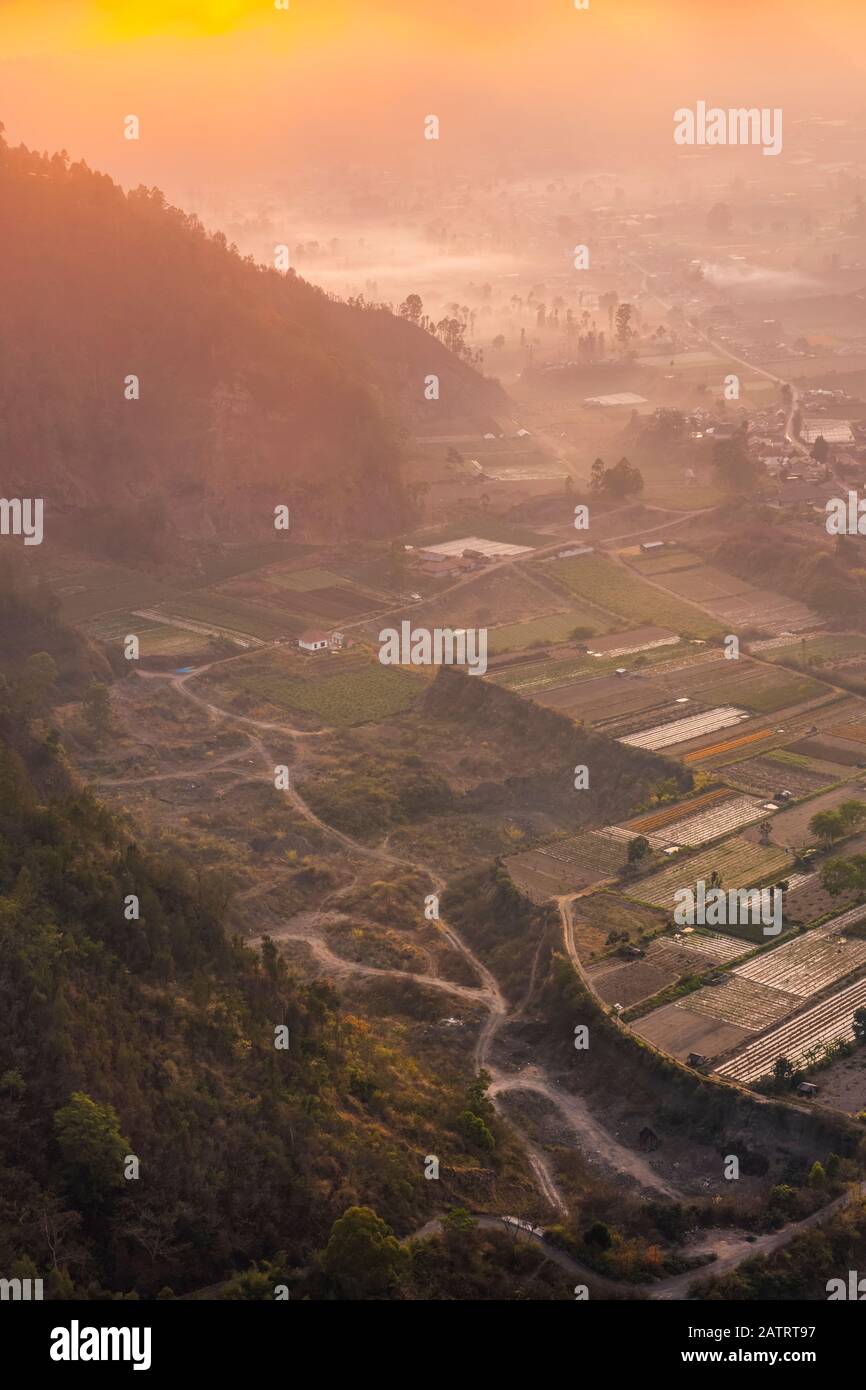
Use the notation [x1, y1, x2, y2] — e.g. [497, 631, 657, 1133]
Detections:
[2, 1, 864, 189]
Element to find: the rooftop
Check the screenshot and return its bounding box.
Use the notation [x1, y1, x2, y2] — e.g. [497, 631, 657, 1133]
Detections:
[418, 535, 533, 559]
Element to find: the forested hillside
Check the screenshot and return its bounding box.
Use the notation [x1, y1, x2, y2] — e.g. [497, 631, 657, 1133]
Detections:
[0, 128, 504, 553]
[422, 666, 693, 819]
[711, 518, 865, 626]
[0, 560, 111, 702]
[0, 719, 544, 1296]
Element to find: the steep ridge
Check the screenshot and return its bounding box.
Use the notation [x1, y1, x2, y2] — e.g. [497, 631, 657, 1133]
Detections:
[0, 130, 506, 550]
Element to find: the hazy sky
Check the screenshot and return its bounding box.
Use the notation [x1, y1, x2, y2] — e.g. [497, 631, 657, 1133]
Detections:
[2, 1, 864, 192]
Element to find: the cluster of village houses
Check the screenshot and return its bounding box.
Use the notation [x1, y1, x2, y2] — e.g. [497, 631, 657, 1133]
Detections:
[686, 398, 866, 509]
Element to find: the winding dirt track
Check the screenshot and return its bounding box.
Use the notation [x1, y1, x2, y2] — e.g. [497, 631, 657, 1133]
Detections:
[409, 1181, 866, 1299]
[98, 638, 862, 1297]
[121, 661, 671, 1215]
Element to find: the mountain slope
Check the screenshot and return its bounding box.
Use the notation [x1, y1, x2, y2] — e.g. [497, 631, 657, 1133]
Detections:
[0, 130, 505, 549]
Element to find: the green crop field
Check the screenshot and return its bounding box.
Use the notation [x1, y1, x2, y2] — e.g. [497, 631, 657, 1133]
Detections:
[236, 660, 427, 726]
[628, 550, 702, 576]
[762, 634, 866, 666]
[84, 611, 216, 655]
[767, 748, 826, 769]
[703, 669, 827, 714]
[265, 567, 349, 592]
[55, 568, 178, 621]
[656, 566, 749, 602]
[136, 625, 215, 656]
[641, 482, 726, 510]
[191, 541, 314, 586]
[487, 607, 608, 655]
[546, 553, 722, 638]
[489, 653, 597, 691]
[624, 836, 791, 913]
[162, 593, 304, 640]
[489, 638, 688, 693]
[84, 611, 163, 639]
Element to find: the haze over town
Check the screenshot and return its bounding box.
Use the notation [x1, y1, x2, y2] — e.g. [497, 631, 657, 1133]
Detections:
[4, 0, 866, 1331]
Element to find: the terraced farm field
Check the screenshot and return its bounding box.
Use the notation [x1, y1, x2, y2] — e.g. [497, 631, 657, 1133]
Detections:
[625, 788, 732, 834]
[489, 653, 597, 692]
[631, 1000, 755, 1062]
[621, 705, 749, 751]
[569, 893, 668, 960]
[590, 958, 675, 1008]
[665, 930, 746, 963]
[544, 553, 722, 638]
[649, 565, 751, 602]
[723, 753, 838, 799]
[648, 937, 726, 974]
[128, 624, 216, 656]
[160, 592, 303, 640]
[231, 657, 427, 726]
[598, 825, 667, 850]
[784, 863, 866, 927]
[541, 831, 630, 874]
[756, 634, 866, 665]
[584, 625, 680, 659]
[648, 648, 727, 678]
[786, 739, 864, 768]
[658, 795, 766, 847]
[702, 588, 817, 635]
[682, 727, 778, 765]
[649, 654, 727, 693]
[625, 836, 792, 912]
[85, 612, 215, 656]
[281, 587, 379, 621]
[828, 718, 866, 745]
[604, 702, 704, 738]
[487, 608, 606, 655]
[683, 697, 866, 769]
[715, 974, 866, 1083]
[535, 673, 671, 723]
[86, 611, 165, 640]
[626, 549, 702, 576]
[734, 910, 866, 997]
[506, 831, 632, 902]
[265, 567, 349, 591]
[750, 783, 866, 847]
[489, 639, 692, 696]
[676, 667, 826, 714]
[803, 696, 866, 732]
[52, 563, 178, 621]
[399, 565, 562, 635]
[645, 655, 828, 711]
[193, 540, 315, 585]
[684, 976, 799, 1030]
[602, 931, 748, 1013]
